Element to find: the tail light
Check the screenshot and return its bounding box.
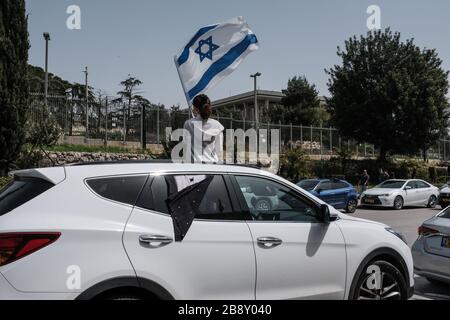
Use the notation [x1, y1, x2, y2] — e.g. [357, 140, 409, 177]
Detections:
[0, 233, 60, 267]
[418, 226, 439, 237]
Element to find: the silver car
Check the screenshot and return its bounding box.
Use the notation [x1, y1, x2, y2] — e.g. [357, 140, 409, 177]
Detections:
[361, 179, 439, 210]
[412, 208, 450, 285]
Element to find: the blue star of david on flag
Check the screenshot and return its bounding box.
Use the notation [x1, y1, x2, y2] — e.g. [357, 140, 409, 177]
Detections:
[175, 17, 259, 104]
[194, 36, 219, 62]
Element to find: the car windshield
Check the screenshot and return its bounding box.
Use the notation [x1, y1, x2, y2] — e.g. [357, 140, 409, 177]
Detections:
[376, 180, 406, 189]
[298, 180, 319, 191]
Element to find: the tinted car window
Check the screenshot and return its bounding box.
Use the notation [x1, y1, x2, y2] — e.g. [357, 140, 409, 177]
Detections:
[415, 181, 430, 189]
[377, 180, 406, 189]
[406, 181, 417, 189]
[439, 207, 450, 219]
[87, 175, 147, 206]
[332, 181, 348, 189]
[136, 175, 239, 220]
[0, 177, 54, 216]
[235, 175, 320, 223]
[298, 180, 319, 191]
[318, 181, 333, 191]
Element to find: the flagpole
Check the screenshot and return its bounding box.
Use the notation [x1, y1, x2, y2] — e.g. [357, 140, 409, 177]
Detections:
[173, 56, 193, 118]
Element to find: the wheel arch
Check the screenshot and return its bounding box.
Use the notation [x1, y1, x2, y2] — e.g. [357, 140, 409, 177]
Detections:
[75, 276, 174, 300]
[348, 247, 411, 299]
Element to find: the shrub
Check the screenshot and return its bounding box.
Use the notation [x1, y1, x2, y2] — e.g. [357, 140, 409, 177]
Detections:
[279, 147, 313, 182]
[0, 176, 11, 189]
[429, 167, 437, 182]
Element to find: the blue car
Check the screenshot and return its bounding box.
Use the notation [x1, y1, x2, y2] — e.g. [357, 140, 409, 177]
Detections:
[297, 179, 359, 213]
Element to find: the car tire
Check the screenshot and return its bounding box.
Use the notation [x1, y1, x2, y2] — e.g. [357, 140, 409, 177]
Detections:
[427, 195, 437, 208]
[350, 260, 408, 300]
[346, 199, 357, 214]
[103, 294, 142, 300]
[393, 196, 404, 210]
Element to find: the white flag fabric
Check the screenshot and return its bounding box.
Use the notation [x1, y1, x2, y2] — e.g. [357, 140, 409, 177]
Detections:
[175, 16, 259, 104]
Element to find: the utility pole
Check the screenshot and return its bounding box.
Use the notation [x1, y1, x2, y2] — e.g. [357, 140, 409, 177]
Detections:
[250, 72, 262, 130]
[83, 66, 89, 139]
[43, 32, 50, 107]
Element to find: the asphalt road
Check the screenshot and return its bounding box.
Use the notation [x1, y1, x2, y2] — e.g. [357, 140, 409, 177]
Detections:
[353, 205, 450, 300]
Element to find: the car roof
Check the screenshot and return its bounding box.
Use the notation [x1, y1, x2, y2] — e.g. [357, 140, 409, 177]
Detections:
[61, 162, 276, 180]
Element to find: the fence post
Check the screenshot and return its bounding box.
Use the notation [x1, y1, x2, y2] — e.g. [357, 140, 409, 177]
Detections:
[290, 122, 293, 150]
[157, 106, 160, 144]
[329, 127, 332, 154]
[230, 113, 233, 130]
[300, 124, 303, 146]
[141, 103, 146, 150]
[104, 97, 108, 147]
[320, 124, 323, 160]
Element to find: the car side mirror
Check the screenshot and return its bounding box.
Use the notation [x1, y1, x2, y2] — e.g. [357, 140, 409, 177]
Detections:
[318, 204, 331, 223]
[316, 188, 322, 194]
[405, 186, 412, 191]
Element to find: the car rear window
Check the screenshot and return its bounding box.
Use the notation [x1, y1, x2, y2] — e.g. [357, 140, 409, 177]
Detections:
[0, 177, 54, 216]
[86, 175, 147, 206]
[439, 207, 450, 219]
[297, 180, 319, 191]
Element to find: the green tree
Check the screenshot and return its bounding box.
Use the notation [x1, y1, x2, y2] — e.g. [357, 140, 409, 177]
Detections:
[0, 0, 29, 175]
[268, 76, 328, 126]
[327, 28, 449, 162]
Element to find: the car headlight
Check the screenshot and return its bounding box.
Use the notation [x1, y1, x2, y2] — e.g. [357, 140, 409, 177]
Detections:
[385, 227, 407, 244]
[380, 194, 391, 197]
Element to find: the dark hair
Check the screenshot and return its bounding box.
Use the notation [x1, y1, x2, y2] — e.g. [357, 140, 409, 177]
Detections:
[193, 94, 212, 120]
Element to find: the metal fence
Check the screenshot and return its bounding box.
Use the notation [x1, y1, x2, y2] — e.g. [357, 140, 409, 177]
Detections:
[28, 93, 450, 160]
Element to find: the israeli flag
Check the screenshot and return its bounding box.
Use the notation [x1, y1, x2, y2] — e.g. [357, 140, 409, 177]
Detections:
[175, 16, 259, 104]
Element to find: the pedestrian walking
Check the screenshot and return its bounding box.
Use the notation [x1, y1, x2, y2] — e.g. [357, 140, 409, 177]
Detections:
[360, 169, 370, 197]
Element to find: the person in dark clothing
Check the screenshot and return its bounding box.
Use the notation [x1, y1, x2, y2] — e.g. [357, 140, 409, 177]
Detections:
[360, 170, 370, 197]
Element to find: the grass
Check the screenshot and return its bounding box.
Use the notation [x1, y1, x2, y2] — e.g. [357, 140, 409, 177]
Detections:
[44, 144, 153, 155]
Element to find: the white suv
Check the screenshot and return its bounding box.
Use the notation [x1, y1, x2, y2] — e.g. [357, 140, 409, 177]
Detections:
[0, 162, 414, 300]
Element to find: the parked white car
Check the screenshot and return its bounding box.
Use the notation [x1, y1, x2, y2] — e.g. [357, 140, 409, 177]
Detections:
[361, 179, 439, 210]
[0, 162, 414, 300]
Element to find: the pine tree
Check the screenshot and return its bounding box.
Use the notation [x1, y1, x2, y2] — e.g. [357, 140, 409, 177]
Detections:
[0, 0, 29, 174]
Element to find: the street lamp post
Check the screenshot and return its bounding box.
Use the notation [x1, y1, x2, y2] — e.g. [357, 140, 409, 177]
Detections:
[43, 32, 50, 107]
[250, 72, 262, 130]
[83, 67, 89, 139]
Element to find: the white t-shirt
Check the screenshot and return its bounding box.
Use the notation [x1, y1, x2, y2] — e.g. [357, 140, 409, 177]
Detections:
[183, 116, 224, 163]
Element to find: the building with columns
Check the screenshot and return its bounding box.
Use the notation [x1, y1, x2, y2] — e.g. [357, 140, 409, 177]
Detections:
[211, 90, 327, 124]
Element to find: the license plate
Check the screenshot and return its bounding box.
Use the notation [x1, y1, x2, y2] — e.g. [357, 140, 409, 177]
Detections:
[442, 237, 450, 248]
[365, 199, 375, 204]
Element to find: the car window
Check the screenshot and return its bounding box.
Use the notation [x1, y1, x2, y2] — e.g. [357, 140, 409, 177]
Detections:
[234, 175, 320, 223]
[318, 181, 333, 191]
[377, 180, 406, 189]
[332, 181, 348, 189]
[415, 181, 430, 189]
[406, 181, 417, 189]
[0, 177, 54, 216]
[439, 207, 450, 219]
[136, 174, 241, 221]
[87, 175, 147, 206]
[297, 180, 319, 191]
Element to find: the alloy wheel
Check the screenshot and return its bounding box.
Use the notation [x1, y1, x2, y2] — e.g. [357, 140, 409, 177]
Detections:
[356, 271, 401, 300]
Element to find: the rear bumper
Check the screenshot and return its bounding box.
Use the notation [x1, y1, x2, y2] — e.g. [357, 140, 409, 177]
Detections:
[412, 239, 450, 283]
[0, 272, 77, 300]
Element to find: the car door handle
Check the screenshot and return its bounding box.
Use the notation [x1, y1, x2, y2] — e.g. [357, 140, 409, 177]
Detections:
[139, 235, 173, 246]
[257, 237, 283, 248]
